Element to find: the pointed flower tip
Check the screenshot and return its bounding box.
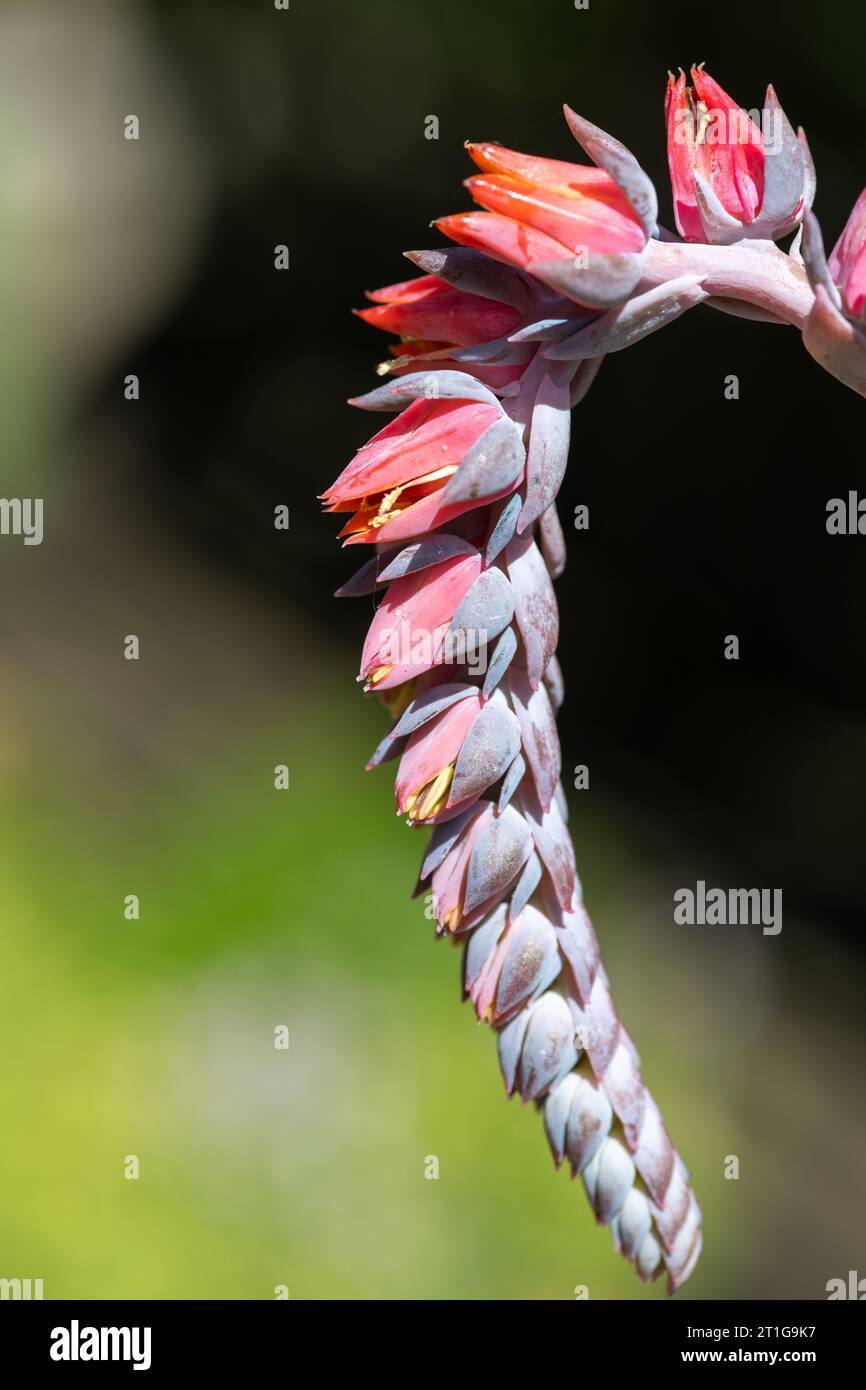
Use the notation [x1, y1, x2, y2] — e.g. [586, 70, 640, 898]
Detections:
[434, 214, 459, 237]
[561, 103, 583, 137]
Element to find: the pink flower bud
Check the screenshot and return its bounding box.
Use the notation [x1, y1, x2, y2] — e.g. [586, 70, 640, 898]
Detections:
[665, 66, 811, 245]
[356, 273, 522, 347]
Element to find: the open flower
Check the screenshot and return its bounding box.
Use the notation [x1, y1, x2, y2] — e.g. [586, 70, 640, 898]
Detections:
[395, 690, 484, 822]
[665, 65, 813, 244]
[322, 391, 524, 545]
[394, 686, 522, 824]
[358, 550, 482, 691]
[355, 272, 530, 390]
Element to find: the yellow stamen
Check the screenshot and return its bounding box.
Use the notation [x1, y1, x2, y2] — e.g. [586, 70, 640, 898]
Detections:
[367, 664, 394, 686]
[408, 763, 455, 822]
[411, 464, 460, 485]
[371, 485, 404, 528]
[380, 679, 416, 719]
[369, 464, 459, 529]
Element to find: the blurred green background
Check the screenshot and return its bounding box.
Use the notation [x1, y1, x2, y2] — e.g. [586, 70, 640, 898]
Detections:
[0, 0, 864, 1300]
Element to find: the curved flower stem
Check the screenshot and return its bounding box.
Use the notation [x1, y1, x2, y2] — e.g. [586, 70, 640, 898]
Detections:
[642, 237, 815, 328]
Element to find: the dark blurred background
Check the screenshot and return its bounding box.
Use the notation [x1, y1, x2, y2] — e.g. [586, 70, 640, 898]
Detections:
[0, 0, 863, 1299]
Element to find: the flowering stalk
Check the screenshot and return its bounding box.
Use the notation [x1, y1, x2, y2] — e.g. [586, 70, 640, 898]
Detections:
[323, 66, 863, 1294]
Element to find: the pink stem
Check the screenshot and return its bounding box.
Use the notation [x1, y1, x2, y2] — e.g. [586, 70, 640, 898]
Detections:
[642, 237, 815, 329]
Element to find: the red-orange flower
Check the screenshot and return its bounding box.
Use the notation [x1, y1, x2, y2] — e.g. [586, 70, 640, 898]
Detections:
[437, 141, 646, 296]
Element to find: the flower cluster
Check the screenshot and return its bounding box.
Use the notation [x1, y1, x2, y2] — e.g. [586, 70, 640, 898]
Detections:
[323, 67, 865, 1293]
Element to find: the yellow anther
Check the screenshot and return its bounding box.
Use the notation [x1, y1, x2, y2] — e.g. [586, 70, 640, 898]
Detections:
[408, 763, 455, 822]
[381, 679, 415, 719]
[369, 464, 459, 529]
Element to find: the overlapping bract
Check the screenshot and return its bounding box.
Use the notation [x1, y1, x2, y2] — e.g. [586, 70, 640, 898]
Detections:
[330, 351, 702, 1288]
[324, 67, 865, 1294]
